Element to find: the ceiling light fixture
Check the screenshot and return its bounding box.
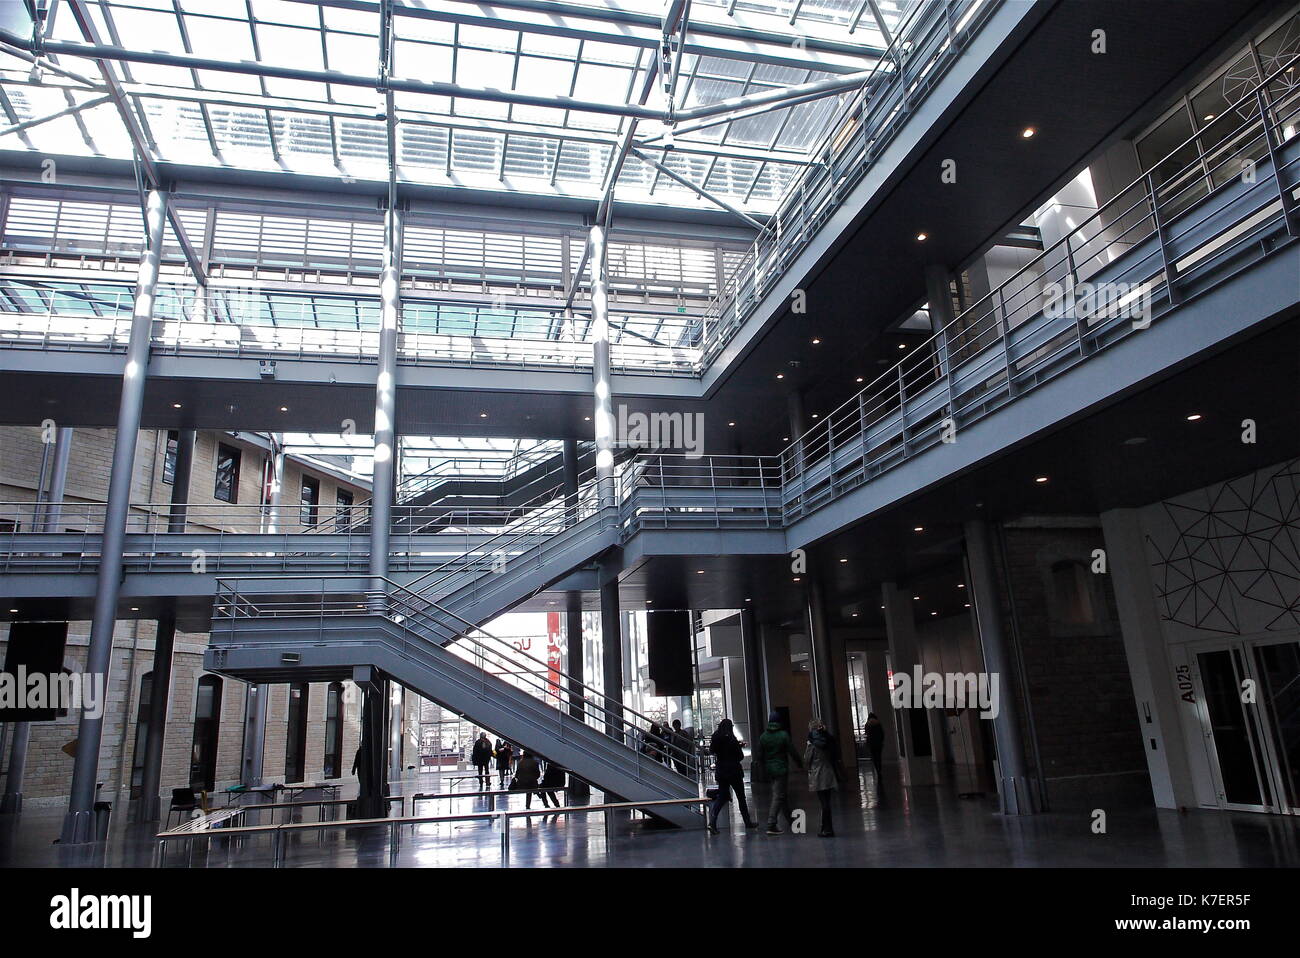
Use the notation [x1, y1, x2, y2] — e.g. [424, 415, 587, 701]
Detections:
[916, 232, 928, 241]
[172, 402, 182, 409]
[913, 526, 924, 532]
[279, 406, 289, 412]
[811, 338, 821, 345]
[1186, 413, 1203, 421]
[856, 377, 864, 383]
[1021, 127, 1035, 138]
[776, 373, 785, 379]
[1035, 475, 1049, 483]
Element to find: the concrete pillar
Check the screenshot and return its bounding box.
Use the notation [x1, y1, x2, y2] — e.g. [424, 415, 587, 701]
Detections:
[864, 645, 900, 762]
[62, 189, 167, 844]
[805, 577, 849, 766]
[264, 443, 285, 534]
[599, 566, 624, 738]
[924, 264, 954, 383]
[388, 683, 404, 781]
[589, 225, 616, 514]
[354, 670, 388, 819]
[881, 581, 937, 787]
[1100, 508, 1197, 809]
[963, 518, 1038, 814]
[738, 608, 766, 751]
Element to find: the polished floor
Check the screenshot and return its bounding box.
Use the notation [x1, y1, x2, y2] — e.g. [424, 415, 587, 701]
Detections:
[3, 765, 1299, 868]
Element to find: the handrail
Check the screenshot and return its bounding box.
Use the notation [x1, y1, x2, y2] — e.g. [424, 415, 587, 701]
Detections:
[774, 47, 1300, 480]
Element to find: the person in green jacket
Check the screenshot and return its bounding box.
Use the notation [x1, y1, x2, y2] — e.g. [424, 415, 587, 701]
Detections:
[756, 712, 803, 834]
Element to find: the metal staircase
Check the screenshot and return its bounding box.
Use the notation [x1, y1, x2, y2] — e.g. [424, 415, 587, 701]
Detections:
[207, 576, 702, 828]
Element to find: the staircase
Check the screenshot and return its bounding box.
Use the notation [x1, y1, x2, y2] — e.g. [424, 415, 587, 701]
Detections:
[206, 469, 702, 827]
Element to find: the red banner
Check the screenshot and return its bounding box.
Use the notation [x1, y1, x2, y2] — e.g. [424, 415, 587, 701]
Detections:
[546, 611, 563, 706]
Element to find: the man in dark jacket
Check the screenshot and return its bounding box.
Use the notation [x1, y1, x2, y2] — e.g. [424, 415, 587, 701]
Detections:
[470, 732, 493, 789]
[756, 712, 802, 834]
[706, 719, 756, 833]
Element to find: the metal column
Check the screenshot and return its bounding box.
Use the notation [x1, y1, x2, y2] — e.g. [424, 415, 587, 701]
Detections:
[61, 189, 167, 845]
[739, 608, 767, 754]
[134, 612, 176, 822]
[963, 518, 1038, 815]
[41, 427, 74, 532]
[562, 439, 586, 722]
[369, 207, 403, 609]
[240, 684, 267, 788]
[805, 577, 842, 744]
[599, 567, 624, 738]
[136, 429, 193, 821]
[0, 722, 30, 814]
[589, 225, 616, 515]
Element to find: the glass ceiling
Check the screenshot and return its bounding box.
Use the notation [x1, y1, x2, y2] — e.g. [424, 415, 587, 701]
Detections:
[0, 0, 915, 215]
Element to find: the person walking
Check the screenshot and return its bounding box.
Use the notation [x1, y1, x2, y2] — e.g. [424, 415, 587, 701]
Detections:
[471, 732, 493, 790]
[864, 713, 885, 796]
[805, 717, 841, 837]
[540, 759, 566, 808]
[756, 712, 802, 834]
[495, 739, 514, 788]
[513, 749, 544, 810]
[706, 718, 756, 834]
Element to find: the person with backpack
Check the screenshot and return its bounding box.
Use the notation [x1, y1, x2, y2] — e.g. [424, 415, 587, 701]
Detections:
[706, 718, 756, 833]
[805, 717, 842, 837]
[470, 732, 493, 790]
[755, 712, 802, 834]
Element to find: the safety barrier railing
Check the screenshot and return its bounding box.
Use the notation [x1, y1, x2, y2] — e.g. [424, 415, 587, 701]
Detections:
[696, 0, 999, 366]
[154, 797, 709, 868]
[212, 574, 703, 782]
[772, 51, 1300, 522]
[616, 454, 784, 531]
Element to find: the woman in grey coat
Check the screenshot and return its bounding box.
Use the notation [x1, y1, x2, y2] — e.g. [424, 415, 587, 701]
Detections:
[805, 717, 841, 837]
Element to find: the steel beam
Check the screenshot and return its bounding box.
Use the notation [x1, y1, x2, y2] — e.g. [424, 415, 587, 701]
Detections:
[369, 207, 403, 609]
[674, 68, 871, 123]
[0, 94, 112, 138]
[629, 147, 764, 231]
[60, 188, 167, 845]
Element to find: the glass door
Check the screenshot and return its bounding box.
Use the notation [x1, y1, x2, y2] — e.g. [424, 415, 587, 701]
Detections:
[1192, 639, 1300, 814]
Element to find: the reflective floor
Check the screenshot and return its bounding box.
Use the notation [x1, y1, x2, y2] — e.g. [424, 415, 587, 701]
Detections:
[3, 765, 1300, 868]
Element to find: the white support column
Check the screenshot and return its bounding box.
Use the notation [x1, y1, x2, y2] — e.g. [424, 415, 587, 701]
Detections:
[369, 207, 403, 607]
[1100, 508, 1197, 809]
[61, 189, 167, 844]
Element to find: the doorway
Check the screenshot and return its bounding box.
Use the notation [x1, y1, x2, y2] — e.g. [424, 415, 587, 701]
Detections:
[1192, 638, 1300, 814]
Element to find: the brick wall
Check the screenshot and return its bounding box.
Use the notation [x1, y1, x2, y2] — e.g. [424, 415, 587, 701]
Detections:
[997, 522, 1151, 810]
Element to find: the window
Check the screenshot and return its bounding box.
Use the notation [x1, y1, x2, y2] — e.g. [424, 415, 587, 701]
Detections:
[300, 475, 320, 527]
[189, 675, 223, 791]
[323, 682, 344, 779]
[214, 443, 241, 503]
[130, 671, 153, 800]
[162, 431, 179, 485]
[1049, 559, 1099, 627]
[335, 489, 354, 532]
[285, 683, 310, 782]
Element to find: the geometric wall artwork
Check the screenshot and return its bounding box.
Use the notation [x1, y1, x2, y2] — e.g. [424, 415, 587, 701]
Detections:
[1147, 459, 1300, 635]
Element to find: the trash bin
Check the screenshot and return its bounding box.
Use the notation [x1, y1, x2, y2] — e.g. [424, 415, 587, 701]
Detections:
[93, 801, 112, 842]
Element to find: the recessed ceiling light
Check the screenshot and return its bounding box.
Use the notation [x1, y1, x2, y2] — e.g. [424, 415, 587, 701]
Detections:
[745, 598, 751, 602]
[964, 603, 971, 608]
[130, 607, 140, 612]
[7, 608, 17, 613]
[930, 611, 938, 616]
[811, 338, 821, 345]
[811, 413, 819, 419]
[728, 421, 736, 427]
[172, 402, 182, 408]
[898, 343, 907, 350]
[776, 373, 784, 379]
[696, 570, 704, 574]
[856, 377, 864, 383]
[584, 416, 591, 421]
[1035, 476, 1049, 483]
[479, 412, 488, 418]
[1186, 413, 1202, 421]
[916, 232, 928, 241]
[851, 612, 859, 617]
[957, 583, 965, 589]
[279, 406, 289, 412]
[913, 526, 924, 532]
[913, 595, 920, 601]
[793, 576, 801, 582]
[782, 437, 789, 442]
[1203, 114, 1215, 121]
[839, 558, 848, 563]
[1021, 127, 1035, 138]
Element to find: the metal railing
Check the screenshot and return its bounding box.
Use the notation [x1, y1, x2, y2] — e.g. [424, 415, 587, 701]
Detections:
[695, 0, 999, 366]
[213, 573, 702, 781]
[771, 51, 1300, 523]
[154, 797, 708, 868]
